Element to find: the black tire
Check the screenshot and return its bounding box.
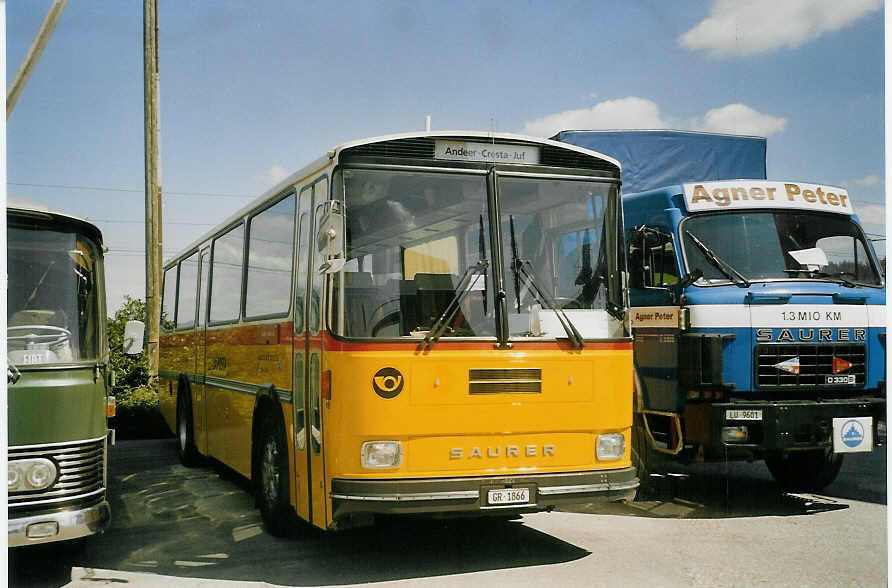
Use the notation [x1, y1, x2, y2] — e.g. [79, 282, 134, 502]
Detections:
[631, 412, 654, 499]
[765, 449, 844, 492]
[257, 411, 295, 536]
[176, 390, 198, 467]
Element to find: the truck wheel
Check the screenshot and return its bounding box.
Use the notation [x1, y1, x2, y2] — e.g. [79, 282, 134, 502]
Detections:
[176, 392, 198, 467]
[257, 411, 294, 536]
[765, 449, 844, 492]
[631, 412, 653, 499]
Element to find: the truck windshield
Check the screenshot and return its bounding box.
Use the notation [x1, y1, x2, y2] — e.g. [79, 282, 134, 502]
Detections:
[331, 168, 620, 341]
[681, 211, 882, 287]
[7, 222, 103, 365]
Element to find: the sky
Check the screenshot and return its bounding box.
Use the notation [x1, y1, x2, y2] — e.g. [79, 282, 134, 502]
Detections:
[7, 0, 886, 313]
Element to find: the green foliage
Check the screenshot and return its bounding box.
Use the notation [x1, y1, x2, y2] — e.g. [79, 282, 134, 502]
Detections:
[107, 296, 150, 398]
[116, 385, 159, 412]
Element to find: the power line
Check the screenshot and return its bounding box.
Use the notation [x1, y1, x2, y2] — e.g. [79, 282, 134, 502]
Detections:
[8, 181, 255, 199]
[88, 218, 215, 226]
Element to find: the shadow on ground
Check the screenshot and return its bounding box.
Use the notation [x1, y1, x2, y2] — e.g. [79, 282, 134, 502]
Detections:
[563, 446, 885, 520]
[10, 439, 588, 587]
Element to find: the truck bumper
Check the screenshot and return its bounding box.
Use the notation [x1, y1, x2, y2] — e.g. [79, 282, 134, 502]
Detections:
[685, 397, 886, 459]
[8, 500, 110, 547]
[331, 468, 638, 521]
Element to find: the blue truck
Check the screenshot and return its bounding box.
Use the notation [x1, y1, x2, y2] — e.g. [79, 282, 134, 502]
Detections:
[555, 130, 886, 492]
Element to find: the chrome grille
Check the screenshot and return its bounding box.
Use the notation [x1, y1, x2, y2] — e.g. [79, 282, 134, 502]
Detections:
[9, 437, 106, 511]
[755, 344, 866, 388]
[469, 368, 542, 394]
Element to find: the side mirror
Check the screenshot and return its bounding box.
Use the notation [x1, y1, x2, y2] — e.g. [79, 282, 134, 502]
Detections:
[123, 320, 145, 355]
[316, 200, 345, 258]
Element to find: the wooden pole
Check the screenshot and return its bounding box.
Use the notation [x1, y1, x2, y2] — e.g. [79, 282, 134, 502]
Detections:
[143, 0, 162, 381]
[6, 0, 68, 119]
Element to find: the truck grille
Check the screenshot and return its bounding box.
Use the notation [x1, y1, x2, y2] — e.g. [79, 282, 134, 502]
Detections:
[755, 344, 866, 388]
[9, 437, 106, 514]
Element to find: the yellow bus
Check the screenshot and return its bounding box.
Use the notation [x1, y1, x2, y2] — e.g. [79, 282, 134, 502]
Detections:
[158, 131, 636, 533]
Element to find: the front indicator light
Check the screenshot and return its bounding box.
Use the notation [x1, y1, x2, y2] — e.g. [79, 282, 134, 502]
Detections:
[596, 433, 625, 461]
[722, 426, 749, 443]
[361, 441, 402, 469]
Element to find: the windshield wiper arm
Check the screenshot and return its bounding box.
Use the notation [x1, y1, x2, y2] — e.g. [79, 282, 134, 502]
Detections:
[422, 259, 489, 350]
[514, 259, 585, 349]
[685, 230, 750, 288]
[8, 361, 21, 385]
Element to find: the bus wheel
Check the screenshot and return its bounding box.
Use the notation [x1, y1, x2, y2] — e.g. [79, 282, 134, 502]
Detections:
[764, 449, 844, 492]
[631, 412, 653, 499]
[176, 392, 198, 467]
[258, 412, 293, 536]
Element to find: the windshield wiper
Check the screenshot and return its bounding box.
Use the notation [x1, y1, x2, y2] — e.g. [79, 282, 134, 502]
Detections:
[685, 230, 751, 288]
[422, 259, 489, 350]
[784, 268, 858, 287]
[513, 258, 585, 349]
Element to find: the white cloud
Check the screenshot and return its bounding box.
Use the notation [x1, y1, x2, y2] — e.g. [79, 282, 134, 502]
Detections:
[695, 103, 787, 137]
[522, 97, 785, 138]
[680, 0, 881, 57]
[521, 97, 670, 137]
[853, 174, 882, 186]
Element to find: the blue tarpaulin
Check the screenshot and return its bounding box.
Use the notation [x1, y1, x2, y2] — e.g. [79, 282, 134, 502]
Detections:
[552, 130, 767, 193]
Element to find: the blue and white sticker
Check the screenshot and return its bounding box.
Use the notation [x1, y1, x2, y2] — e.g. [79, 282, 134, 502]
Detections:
[832, 417, 873, 453]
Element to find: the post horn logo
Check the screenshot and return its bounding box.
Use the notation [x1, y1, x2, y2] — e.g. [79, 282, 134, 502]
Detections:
[373, 367, 404, 399]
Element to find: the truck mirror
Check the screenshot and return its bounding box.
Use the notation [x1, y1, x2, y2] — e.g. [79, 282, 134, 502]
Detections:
[123, 320, 145, 355]
[677, 268, 703, 289]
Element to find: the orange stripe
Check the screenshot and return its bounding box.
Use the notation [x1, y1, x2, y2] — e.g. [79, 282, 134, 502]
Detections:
[322, 332, 631, 352]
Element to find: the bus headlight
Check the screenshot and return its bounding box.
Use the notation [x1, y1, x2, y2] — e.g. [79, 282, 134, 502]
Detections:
[361, 441, 402, 469]
[8, 459, 58, 492]
[596, 433, 625, 461]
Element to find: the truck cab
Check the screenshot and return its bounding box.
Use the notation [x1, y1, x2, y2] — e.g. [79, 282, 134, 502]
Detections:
[625, 180, 885, 490]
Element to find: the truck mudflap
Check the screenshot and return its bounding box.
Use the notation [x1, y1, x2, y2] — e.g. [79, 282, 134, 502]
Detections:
[684, 397, 886, 458]
[330, 468, 638, 522]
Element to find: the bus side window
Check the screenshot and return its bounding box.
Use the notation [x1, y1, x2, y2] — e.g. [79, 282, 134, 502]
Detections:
[176, 252, 200, 330]
[245, 193, 296, 319]
[209, 223, 245, 324]
[295, 186, 313, 334]
[161, 266, 177, 332]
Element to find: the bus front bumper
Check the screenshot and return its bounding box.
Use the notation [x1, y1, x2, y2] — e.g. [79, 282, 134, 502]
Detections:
[8, 500, 110, 547]
[330, 468, 638, 521]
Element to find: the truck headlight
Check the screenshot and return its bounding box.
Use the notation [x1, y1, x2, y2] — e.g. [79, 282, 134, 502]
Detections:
[8, 458, 58, 492]
[361, 441, 402, 469]
[597, 433, 625, 461]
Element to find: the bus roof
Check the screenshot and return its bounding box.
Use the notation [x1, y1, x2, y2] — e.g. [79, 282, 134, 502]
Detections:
[7, 196, 105, 242]
[164, 130, 622, 267]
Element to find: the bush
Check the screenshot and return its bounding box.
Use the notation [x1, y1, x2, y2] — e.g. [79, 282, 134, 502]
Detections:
[107, 297, 168, 439]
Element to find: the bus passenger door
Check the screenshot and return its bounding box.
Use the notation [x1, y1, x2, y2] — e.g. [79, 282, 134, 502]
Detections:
[292, 185, 313, 523]
[307, 178, 328, 528]
[194, 248, 211, 454]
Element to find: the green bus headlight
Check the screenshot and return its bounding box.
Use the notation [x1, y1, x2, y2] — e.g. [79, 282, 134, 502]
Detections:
[9, 459, 58, 492]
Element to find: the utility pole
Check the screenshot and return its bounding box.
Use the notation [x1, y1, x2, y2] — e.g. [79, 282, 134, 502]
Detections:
[143, 0, 162, 382]
[7, 0, 68, 119]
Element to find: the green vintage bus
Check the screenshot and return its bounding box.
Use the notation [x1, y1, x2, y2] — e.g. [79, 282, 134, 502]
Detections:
[7, 198, 117, 546]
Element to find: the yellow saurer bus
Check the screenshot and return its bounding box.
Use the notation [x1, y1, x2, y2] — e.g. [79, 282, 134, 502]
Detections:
[158, 131, 636, 533]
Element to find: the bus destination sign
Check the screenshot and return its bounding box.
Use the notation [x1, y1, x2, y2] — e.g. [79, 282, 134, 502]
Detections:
[434, 140, 540, 164]
[683, 181, 854, 215]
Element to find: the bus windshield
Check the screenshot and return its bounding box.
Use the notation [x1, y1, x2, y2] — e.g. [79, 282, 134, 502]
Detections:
[681, 211, 882, 287]
[333, 167, 619, 340]
[7, 222, 103, 365]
